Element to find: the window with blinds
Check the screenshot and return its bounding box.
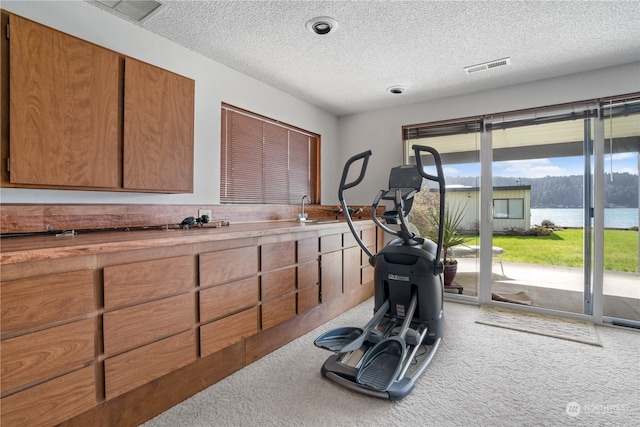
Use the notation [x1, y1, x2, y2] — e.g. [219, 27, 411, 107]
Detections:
[220, 104, 319, 204]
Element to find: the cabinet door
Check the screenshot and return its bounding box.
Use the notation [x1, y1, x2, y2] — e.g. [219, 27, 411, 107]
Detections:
[320, 250, 342, 303]
[9, 15, 120, 187]
[343, 246, 361, 295]
[123, 57, 194, 192]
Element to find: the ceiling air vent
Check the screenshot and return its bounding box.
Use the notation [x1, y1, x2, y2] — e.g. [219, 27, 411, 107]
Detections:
[464, 57, 511, 74]
[95, 0, 162, 22]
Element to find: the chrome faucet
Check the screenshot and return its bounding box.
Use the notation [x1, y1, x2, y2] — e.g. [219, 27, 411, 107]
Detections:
[299, 194, 311, 221]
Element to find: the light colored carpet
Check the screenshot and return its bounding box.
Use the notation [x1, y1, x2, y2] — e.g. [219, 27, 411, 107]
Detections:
[476, 306, 602, 346]
[142, 299, 640, 427]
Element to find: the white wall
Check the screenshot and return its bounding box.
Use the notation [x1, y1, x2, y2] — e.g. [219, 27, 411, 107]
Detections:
[337, 62, 640, 206]
[0, 1, 340, 205]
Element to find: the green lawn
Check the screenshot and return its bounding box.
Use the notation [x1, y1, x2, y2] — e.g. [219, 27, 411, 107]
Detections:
[463, 229, 638, 272]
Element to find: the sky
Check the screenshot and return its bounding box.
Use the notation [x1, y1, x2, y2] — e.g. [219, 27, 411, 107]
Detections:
[438, 152, 639, 179]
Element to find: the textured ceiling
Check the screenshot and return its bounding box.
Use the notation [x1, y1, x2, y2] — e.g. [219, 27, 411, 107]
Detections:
[89, 0, 640, 116]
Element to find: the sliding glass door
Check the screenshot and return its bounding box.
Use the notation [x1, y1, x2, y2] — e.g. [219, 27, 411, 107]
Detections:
[601, 100, 640, 326]
[486, 107, 597, 314]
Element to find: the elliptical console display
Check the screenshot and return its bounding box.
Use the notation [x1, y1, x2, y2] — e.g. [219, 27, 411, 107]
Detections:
[314, 145, 446, 401]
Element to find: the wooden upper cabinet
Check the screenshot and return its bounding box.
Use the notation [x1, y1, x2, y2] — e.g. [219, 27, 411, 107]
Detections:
[123, 57, 194, 193]
[2, 12, 195, 193]
[8, 14, 120, 187]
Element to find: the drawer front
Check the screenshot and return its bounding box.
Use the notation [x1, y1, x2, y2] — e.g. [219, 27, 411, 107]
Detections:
[261, 267, 295, 301]
[200, 277, 259, 323]
[343, 231, 358, 248]
[361, 227, 376, 248]
[200, 246, 258, 286]
[200, 307, 259, 357]
[261, 293, 296, 330]
[104, 330, 196, 400]
[343, 246, 361, 294]
[297, 261, 318, 290]
[297, 237, 318, 263]
[0, 365, 96, 427]
[104, 256, 195, 309]
[1, 270, 94, 336]
[261, 241, 295, 271]
[1, 318, 95, 394]
[297, 285, 319, 314]
[320, 234, 341, 254]
[103, 293, 194, 356]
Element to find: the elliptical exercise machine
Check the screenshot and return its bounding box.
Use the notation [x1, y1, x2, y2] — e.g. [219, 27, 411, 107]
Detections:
[314, 145, 446, 401]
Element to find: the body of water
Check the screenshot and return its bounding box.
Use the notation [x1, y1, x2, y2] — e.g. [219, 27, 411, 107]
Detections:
[531, 208, 639, 228]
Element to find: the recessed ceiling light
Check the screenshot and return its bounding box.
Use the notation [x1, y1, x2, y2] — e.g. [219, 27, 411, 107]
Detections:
[306, 16, 338, 35]
[387, 85, 407, 95]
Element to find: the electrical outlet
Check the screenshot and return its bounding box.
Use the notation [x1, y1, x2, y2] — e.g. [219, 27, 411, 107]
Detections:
[198, 209, 212, 220]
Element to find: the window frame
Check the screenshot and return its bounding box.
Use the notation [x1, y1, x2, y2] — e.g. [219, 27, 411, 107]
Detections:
[220, 103, 320, 204]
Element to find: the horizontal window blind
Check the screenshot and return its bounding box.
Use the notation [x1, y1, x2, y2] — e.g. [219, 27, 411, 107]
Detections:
[220, 104, 319, 204]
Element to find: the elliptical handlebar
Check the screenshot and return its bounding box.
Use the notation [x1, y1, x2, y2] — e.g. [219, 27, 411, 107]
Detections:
[412, 144, 446, 268]
[339, 150, 375, 263]
[338, 146, 447, 270]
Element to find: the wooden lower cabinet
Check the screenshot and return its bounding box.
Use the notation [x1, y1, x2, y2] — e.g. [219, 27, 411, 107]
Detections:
[103, 293, 194, 357]
[200, 277, 259, 322]
[1, 318, 95, 394]
[1, 270, 95, 336]
[297, 284, 319, 314]
[0, 366, 96, 427]
[261, 293, 296, 330]
[200, 307, 259, 357]
[261, 267, 296, 301]
[0, 223, 376, 426]
[105, 330, 197, 400]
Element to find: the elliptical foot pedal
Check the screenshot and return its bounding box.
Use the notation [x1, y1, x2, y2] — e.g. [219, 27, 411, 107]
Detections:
[314, 327, 364, 352]
[356, 338, 404, 391]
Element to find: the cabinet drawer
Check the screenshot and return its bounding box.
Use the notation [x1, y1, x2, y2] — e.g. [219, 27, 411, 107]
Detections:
[200, 246, 258, 286]
[200, 307, 259, 357]
[1, 270, 94, 336]
[103, 293, 194, 356]
[297, 285, 319, 314]
[1, 318, 95, 394]
[104, 256, 195, 309]
[0, 365, 96, 427]
[105, 330, 196, 400]
[261, 241, 295, 271]
[320, 234, 342, 253]
[297, 261, 318, 290]
[297, 237, 318, 263]
[261, 267, 295, 301]
[200, 277, 259, 323]
[261, 293, 296, 330]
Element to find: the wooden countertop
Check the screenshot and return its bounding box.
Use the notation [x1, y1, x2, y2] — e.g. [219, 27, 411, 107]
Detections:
[0, 219, 372, 265]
